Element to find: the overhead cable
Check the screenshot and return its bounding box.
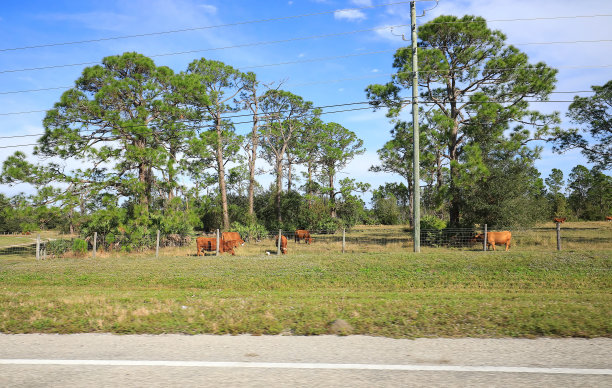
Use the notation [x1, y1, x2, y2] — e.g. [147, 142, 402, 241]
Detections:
[0, 1, 412, 52]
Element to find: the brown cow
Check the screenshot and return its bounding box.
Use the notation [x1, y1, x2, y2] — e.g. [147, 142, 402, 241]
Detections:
[196, 237, 238, 256]
[222, 231, 245, 246]
[294, 229, 313, 244]
[472, 231, 512, 251]
[275, 235, 288, 254]
[553, 217, 567, 223]
[606, 216, 612, 222]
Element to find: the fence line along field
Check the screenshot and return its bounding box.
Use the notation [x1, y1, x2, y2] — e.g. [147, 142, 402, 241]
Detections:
[2, 222, 610, 259]
[0, 222, 610, 338]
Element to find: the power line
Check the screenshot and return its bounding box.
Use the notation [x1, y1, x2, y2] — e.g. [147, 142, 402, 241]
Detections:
[419, 14, 612, 26]
[1, 54, 610, 99]
[0, 85, 597, 118]
[0, 1, 413, 52]
[2, 33, 611, 75]
[2, 10, 610, 54]
[0, 24, 409, 74]
[289, 63, 612, 87]
[0, 96, 589, 145]
[0, 49, 398, 94]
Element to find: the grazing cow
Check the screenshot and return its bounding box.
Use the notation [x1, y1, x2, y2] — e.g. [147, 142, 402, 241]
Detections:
[553, 217, 567, 223]
[222, 231, 245, 246]
[472, 231, 512, 251]
[606, 216, 612, 222]
[294, 229, 313, 244]
[196, 237, 238, 256]
[275, 235, 288, 255]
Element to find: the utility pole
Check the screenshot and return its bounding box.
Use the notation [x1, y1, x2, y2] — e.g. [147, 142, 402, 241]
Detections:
[411, 0, 421, 253]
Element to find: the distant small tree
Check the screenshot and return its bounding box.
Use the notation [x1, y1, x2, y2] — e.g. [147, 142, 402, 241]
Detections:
[552, 81, 612, 170]
[316, 122, 365, 218]
[545, 168, 567, 218]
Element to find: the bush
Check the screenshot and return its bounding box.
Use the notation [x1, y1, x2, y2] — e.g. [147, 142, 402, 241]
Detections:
[230, 222, 267, 242]
[72, 238, 88, 256]
[315, 217, 344, 234]
[46, 239, 72, 258]
[420, 215, 447, 247]
[420, 215, 447, 230]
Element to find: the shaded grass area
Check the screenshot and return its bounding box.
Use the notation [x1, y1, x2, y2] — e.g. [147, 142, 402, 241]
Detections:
[1, 250, 610, 337]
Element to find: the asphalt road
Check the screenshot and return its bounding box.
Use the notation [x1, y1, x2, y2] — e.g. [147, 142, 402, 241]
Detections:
[1, 334, 610, 387]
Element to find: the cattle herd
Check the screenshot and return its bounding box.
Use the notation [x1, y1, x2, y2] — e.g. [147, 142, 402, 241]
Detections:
[195, 229, 315, 256]
[195, 228, 516, 255]
[193, 217, 611, 255]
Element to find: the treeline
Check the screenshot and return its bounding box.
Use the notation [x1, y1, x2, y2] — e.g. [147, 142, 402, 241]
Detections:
[369, 164, 612, 227]
[0, 52, 371, 249]
[1, 14, 611, 250]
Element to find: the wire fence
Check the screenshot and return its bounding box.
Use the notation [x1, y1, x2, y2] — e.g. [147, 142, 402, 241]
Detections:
[1, 223, 611, 259]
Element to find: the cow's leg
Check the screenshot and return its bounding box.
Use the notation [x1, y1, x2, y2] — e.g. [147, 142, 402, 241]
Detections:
[505, 241, 510, 251]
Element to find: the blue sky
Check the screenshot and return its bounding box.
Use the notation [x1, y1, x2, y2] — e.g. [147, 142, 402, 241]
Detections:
[1, 0, 611, 202]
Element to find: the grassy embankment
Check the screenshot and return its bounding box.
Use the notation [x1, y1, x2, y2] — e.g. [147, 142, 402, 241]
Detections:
[1, 247, 610, 337]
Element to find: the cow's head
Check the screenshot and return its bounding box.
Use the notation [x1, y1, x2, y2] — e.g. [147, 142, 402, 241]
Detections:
[470, 234, 484, 244]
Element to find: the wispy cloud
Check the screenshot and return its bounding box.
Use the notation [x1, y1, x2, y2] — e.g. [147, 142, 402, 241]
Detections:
[351, 0, 373, 6]
[334, 9, 367, 22]
[199, 4, 217, 14]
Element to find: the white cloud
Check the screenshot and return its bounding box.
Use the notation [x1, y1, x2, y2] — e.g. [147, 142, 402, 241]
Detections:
[371, 68, 379, 73]
[199, 4, 217, 14]
[351, 0, 373, 6]
[334, 9, 367, 21]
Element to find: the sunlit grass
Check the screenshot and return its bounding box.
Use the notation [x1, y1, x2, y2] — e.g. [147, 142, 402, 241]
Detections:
[0, 249, 610, 337]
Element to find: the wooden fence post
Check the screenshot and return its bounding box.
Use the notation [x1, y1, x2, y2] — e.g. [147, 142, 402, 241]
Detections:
[36, 234, 40, 260]
[483, 224, 488, 252]
[342, 228, 346, 253]
[156, 230, 160, 258]
[556, 222, 561, 251]
[277, 229, 281, 255]
[216, 229, 220, 256]
[93, 232, 97, 259]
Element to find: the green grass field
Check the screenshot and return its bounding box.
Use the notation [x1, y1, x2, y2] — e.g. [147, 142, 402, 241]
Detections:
[1, 247, 610, 337]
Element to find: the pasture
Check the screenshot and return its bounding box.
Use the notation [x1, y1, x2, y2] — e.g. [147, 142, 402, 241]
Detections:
[0, 223, 610, 338]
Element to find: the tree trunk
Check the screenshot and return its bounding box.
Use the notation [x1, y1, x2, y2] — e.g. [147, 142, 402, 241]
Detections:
[449, 163, 461, 227]
[248, 115, 259, 219]
[138, 162, 149, 213]
[307, 161, 314, 208]
[215, 117, 230, 230]
[276, 158, 283, 223]
[286, 160, 293, 192]
[328, 168, 336, 218]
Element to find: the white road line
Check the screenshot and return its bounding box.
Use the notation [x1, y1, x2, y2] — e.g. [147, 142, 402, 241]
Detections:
[0, 360, 610, 375]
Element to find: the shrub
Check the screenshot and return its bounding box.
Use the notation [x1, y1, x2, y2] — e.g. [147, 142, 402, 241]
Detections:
[420, 215, 447, 230]
[46, 239, 72, 258]
[420, 215, 447, 247]
[72, 238, 88, 256]
[230, 222, 267, 242]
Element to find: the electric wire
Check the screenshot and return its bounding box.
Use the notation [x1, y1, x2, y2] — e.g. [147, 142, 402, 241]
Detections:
[1, 34, 610, 75]
[420, 14, 612, 26]
[2, 10, 609, 54]
[0, 86, 597, 118]
[0, 24, 409, 74]
[1, 57, 610, 98]
[0, 1, 414, 52]
[0, 96, 589, 147]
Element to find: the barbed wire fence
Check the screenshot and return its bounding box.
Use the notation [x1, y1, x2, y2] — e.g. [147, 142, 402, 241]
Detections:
[1, 223, 611, 259]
